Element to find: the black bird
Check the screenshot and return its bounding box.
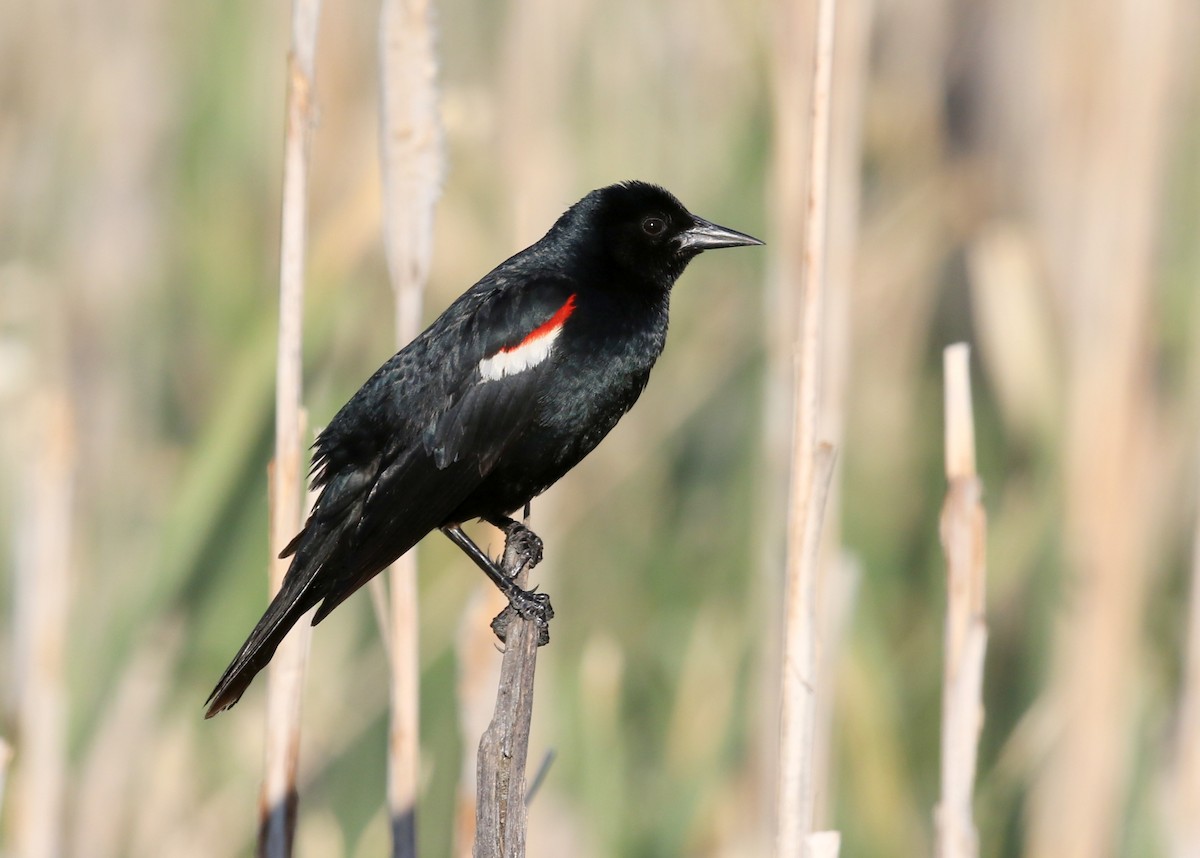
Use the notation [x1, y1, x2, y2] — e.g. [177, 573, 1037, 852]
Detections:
[205, 181, 761, 717]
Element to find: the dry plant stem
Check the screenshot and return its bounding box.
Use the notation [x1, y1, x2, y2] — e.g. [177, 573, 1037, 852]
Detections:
[259, 0, 321, 855]
[474, 532, 542, 858]
[812, 0, 871, 826]
[777, 445, 837, 856]
[935, 345, 987, 858]
[0, 736, 12, 819]
[386, 554, 420, 856]
[379, 0, 442, 341]
[260, 450, 315, 857]
[791, 0, 836, 523]
[455, 583, 509, 856]
[806, 831, 842, 858]
[499, 0, 580, 243]
[378, 1, 444, 853]
[775, 0, 838, 853]
[1023, 0, 1174, 852]
[11, 393, 73, 858]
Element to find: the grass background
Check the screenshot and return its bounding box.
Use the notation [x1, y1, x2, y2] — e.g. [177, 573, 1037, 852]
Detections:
[2, 0, 1199, 855]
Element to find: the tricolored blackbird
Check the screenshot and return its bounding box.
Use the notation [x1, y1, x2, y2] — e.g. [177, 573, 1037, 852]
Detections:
[205, 181, 761, 717]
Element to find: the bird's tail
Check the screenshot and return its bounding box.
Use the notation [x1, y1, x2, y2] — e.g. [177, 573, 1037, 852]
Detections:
[204, 528, 331, 718]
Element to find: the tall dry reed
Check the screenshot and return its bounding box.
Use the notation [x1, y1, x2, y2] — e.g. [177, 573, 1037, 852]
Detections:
[773, 0, 841, 852]
[1017, 0, 1179, 854]
[377, 0, 444, 853]
[259, 0, 322, 854]
[11, 392, 74, 858]
[935, 344, 987, 858]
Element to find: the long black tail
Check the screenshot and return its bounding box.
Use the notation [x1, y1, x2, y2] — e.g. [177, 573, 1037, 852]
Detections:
[204, 526, 334, 718]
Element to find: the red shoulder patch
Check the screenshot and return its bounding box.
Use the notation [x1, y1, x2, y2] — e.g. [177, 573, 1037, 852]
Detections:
[508, 294, 577, 352]
[478, 294, 578, 381]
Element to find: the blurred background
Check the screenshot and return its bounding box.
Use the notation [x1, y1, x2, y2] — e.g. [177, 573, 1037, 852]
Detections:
[2, 0, 1199, 855]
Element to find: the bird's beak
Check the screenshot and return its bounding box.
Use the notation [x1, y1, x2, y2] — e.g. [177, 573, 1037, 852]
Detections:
[676, 217, 764, 252]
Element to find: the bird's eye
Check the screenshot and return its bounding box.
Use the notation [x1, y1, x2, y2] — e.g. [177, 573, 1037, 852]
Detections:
[641, 216, 667, 237]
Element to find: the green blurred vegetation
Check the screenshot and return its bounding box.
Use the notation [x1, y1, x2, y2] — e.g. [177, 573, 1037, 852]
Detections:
[2, 0, 1199, 856]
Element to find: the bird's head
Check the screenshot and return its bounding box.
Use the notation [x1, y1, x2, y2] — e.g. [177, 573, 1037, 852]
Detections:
[552, 181, 763, 290]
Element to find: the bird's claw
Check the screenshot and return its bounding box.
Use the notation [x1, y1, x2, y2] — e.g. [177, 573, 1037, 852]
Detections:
[491, 590, 554, 646]
[501, 520, 544, 576]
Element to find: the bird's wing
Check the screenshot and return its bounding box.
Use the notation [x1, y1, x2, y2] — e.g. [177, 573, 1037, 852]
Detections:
[298, 275, 579, 617]
[206, 276, 579, 714]
[422, 283, 578, 472]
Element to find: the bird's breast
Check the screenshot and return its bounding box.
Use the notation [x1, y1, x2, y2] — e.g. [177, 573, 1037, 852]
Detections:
[538, 301, 667, 444]
[446, 296, 669, 519]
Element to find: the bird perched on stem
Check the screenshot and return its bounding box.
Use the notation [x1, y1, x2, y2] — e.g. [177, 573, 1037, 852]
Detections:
[206, 181, 762, 717]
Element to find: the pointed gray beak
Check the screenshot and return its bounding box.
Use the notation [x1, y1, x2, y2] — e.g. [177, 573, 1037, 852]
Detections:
[676, 217, 764, 252]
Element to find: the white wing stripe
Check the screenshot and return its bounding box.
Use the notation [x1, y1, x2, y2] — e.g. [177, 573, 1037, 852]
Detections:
[478, 326, 563, 381]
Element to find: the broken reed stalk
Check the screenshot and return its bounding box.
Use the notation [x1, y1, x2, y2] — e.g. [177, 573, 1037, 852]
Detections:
[935, 344, 987, 858]
[454, 587, 508, 856]
[377, 0, 444, 854]
[806, 830, 842, 858]
[474, 531, 542, 858]
[775, 0, 838, 852]
[259, 0, 322, 855]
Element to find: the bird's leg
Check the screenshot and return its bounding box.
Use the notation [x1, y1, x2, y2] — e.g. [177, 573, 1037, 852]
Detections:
[483, 513, 544, 575]
[483, 512, 548, 643]
[440, 523, 553, 646]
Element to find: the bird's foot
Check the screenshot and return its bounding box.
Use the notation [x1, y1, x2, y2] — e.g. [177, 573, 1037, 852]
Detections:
[491, 588, 554, 646]
[499, 519, 544, 576]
